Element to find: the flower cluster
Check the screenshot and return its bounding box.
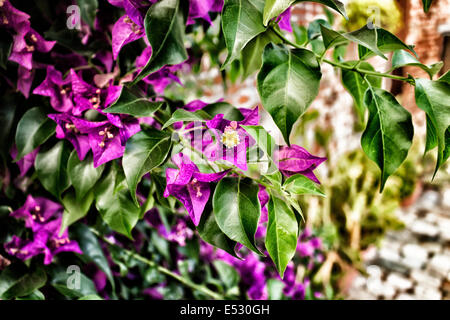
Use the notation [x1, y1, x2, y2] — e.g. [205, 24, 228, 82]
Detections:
[4, 195, 82, 265]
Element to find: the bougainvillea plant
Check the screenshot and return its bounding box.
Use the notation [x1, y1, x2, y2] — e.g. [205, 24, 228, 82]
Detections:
[0, 0, 448, 300]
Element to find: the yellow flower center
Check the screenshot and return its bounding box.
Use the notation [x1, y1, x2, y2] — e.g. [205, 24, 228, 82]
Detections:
[221, 122, 240, 148]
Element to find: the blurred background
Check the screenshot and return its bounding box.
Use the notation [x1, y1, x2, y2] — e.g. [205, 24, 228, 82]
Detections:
[169, 0, 450, 300]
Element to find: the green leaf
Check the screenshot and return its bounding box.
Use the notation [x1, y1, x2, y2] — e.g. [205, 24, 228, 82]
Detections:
[35, 141, 71, 198]
[422, 0, 434, 12]
[67, 150, 104, 201]
[361, 87, 414, 191]
[267, 278, 285, 300]
[241, 125, 278, 174]
[257, 43, 321, 144]
[213, 178, 262, 254]
[72, 224, 115, 290]
[162, 109, 211, 129]
[265, 192, 298, 277]
[133, 0, 188, 84]
[61, 190, 94, 232]
[213, 260, 240, 289]
[203, 102, 244, 121]
[341, 61, 381, 123]
[79, 294, 103, 300]
[438, 70, 450, 84]
[415, 78, 450, 177]
[15, 107, 56, 161]
[263, 0, 347, 26]
[390, 50, 443, 79]
[0, 264, 47, 300]
[293, 25, 308, 46]
[95, 167, 140, 238]
[51, 268, 97, 299]
[15, 289, 45, 300]
[77, 0, 98, 28]
[123, 128, 172, 205]
[358, 27, 416, 60]
[104, 87, 164, 117]
[241, 29, 281, 79]
[284, 174, 325, 196]
[197, 210, 238, 258]
[319, 24, 349, 51]
[221, 0, 266, 69]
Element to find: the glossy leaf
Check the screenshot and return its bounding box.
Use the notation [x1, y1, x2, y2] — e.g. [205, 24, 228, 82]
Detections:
[422, 0, 434, 12]
[241, 125, 278, 174]
[266, 193, 298, 277]
[415, 78, 450, 176]
[197, 209, 238, 258]
[0, 264, 47, 300]
[221, 0, 266, 69]
[213, 178, 262, 254]
[15, 107, 56, 161]
[61, 190, 94, 232]
[35, 141, 71, 198]
[361, 87, 414, 191]
[123, 128, 172, 205]
[133, 0, 188, 84]
[341, 61, 381, 123]
[241, 29, 281, 79]
[162, 109, 211, 129]
[257, 43, 321, 144]
[284, 174, 325, 196]
[67, 150, 104, 201]
[72, 224, 115, 289]
[104, 87, 164, 117]
[390, 50, 443, 79]
[263, 0, 347, 26]
[51, 268, 97, 299]
[95, 167, 140, 238]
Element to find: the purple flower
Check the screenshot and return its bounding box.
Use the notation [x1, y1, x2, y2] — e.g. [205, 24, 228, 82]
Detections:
[9, 24, 55, 70]
[70, 69, 122, 116]
[202, 107, 259, 171]
[17, 65, 34, 98]
[0, 0, 30, 32]
[33, 65, 74, 112]
[10, 145, 39, 176]
[145, 209, 194, 246]
[4, 235, 47, 262]
[10, 195, 62, 232]
[111, 14, 144, 60]
[273, 145, 326, 184]
[164, 153, 229, 226]
[255, 185, 269, 238]
[297, 241, 314, 257]
[278, 8, 292, 32]
[48, 113, 92, 161]
[187, 0, 223, 25]
[74, 116, 140, 168]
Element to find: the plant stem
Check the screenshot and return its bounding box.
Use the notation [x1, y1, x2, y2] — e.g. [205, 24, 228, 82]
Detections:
[90, 228, 225, 300]
[270, 27, 412, 83]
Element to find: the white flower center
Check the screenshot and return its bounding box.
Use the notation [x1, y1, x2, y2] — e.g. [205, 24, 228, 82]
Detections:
[221, 122, 240, 148]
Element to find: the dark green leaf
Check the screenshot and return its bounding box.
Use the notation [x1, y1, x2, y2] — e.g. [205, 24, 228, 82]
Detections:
[123, 128, 172, 205]
[213, 178, 262, 254]
[266, 193, 298, 277]
[162, 109, 211, 129]
[390, 50, 442, 79]
[15, 107, 56, 161]
[15, 290, 45, 300]
[104, 87, 164, 117]
[361, 87, 414, 191]
[284, 174, 325, 196]
[203, 102, 244, 121]
[221, 0, 266, 68]
[67, 150, 104, 201]
[341, 61, 381, 123]
[0, 33, 12, 69]
[263, 0, 347, 26]
[77, 0, 98, 28]
[79, 294, 103, 300]
[51, 268, 97, 298]
[241, 125, 278, 174]
[0, 93, 17, 154]
[35, 141, 71, 198]
[72, 224, 115, 289]
[257, 43, 321, 144]
[241, 29, 281, 79]
[197, 210, 238, 258]
[213, 260, 240, 289]
[415, 78, 450, 176]
[95, 167, 140, 238]
[0, 264, 47, 300]
[61, 190, 94, 231]
[422, 0, 434, 12]
[133, 0, 188, 83]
